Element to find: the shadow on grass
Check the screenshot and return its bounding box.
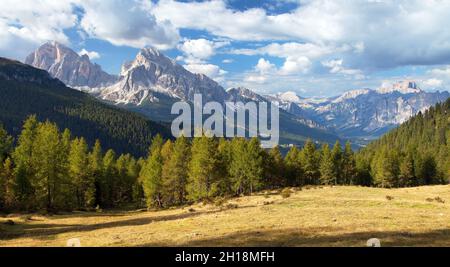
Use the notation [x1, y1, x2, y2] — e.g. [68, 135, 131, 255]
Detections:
[136, 227, 450, 247]
[0, 207, 244, 241]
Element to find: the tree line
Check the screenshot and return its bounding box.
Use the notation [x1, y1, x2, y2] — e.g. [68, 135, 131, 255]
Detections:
[1, 98, 449, 211]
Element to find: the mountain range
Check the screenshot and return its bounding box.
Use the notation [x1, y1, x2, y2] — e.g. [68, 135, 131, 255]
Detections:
[0, 57, 170, 157]
[24, 42, 450, 145]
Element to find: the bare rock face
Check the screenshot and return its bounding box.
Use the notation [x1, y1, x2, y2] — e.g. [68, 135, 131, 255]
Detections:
[25, 41, 116, 88]
[100, 47, 227, 105]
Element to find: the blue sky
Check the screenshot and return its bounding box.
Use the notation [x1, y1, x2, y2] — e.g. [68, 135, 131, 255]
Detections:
[1, 0, 450, 97]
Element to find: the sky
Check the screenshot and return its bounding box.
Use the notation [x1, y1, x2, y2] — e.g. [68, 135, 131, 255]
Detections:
[1, 0, 450, 97]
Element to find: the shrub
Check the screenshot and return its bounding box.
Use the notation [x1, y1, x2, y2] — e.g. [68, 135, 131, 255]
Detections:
[385, 195, 394, 201]
[281, 188, 292, 198]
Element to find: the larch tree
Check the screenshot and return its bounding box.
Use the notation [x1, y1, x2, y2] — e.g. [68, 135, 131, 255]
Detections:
[319, 143, 335, 185]
[162, 136, 190, 205]
[301, 139, 320, 185]
[140, 134, 164, 208]
[284, 146, 303, 186]
[187, 135, 219, 201]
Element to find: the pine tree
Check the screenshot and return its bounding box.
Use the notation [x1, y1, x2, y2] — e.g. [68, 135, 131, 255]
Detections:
[140, 135, 164, 208]
[371, 148, 399, 188]
[284, 146, 304, 186]
[187, 135, 219, 201]
[265, 146, 285, 187]
[301, 139, 320, 185]
[162, 136, 190, 205]
[229, 138, 248, 195]
[342, 141, 356, 185]
[416, 154, 438, 185]
[398, 152, 416, 187]
[319, 144, 335, 185]
[245, 138, 264, 194]
[331, 141, 343, 184]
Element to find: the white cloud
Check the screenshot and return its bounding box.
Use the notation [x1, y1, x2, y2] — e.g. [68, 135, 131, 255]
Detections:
[78, 48, 100, 59]
[79, 0, 179, 50]
[222, 59, 234, 64]
[184, 63, 227, 82]
[154, 0, 450, 69]
[279, 56, 312, 75]
[428, 66, 450, 78]
[0, 0, 76, 60]
[422, 78, 443, 88]
[322, 59, 363, 78]
[255, 58, 276, 74]
[178, 38, 229, 64]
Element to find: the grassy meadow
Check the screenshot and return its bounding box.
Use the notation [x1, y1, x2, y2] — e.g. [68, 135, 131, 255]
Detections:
[1, 185, 450, 247]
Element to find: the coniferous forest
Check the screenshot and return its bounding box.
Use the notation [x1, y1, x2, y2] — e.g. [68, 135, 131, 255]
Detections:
[0, 98, 448, 212]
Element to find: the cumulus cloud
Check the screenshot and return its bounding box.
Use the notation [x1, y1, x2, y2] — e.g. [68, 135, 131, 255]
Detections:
[422, 78, 443, 88]
[178, 38, 229, 64]
[184, 63, 227, 82]
[154, 0, 450, 70]
[0, 0, 76, 60]
[79, 0, 179, 50]
[78, 48, 100, 59]
[322, 59, 364, 78]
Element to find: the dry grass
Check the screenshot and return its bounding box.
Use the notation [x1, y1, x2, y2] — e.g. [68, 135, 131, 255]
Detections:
[1, 185, 450, 247]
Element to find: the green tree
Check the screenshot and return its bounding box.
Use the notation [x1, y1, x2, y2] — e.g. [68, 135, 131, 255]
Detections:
[0, 124, 13, 163]
[331, 141, 343, 184]
[140, 135, 164, 208]
[284, 146, 304, 186]
[162, 136, 190, 205]
[301, 139, 320, 185]
[88, 140, 103, 206]
[187, 135, 219, 201]
[319, 144, 335, 185]
[342, 141, 356, 185]
[102, 149, 117, 207]
[265, 146, 285, 187]
[398, 152, 416, 187]
[0, 157, 16, 209]
[12, 115, 38, 207]
[371, 148, 399, 188]
[68, 137, 93, 208]
[30, 121, 63, 210]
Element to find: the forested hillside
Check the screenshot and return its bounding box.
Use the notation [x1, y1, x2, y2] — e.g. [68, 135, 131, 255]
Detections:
[0, 57, 170, 157]
[357, 98, 450, 187]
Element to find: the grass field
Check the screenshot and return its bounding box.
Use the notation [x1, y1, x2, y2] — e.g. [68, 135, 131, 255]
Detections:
[1, 185, 450, 247]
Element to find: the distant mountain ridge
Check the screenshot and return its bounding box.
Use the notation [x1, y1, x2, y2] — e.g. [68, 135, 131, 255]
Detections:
[269, 81, 450, 141]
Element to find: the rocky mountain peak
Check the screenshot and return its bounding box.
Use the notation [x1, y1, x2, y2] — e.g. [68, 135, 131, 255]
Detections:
[25, 42, 117, 89]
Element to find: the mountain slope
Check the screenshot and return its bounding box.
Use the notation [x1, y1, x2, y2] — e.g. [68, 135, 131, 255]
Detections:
[358, 97, 450, 184]
[25, 42, 117, 88]
[0, 57, 170, 157]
